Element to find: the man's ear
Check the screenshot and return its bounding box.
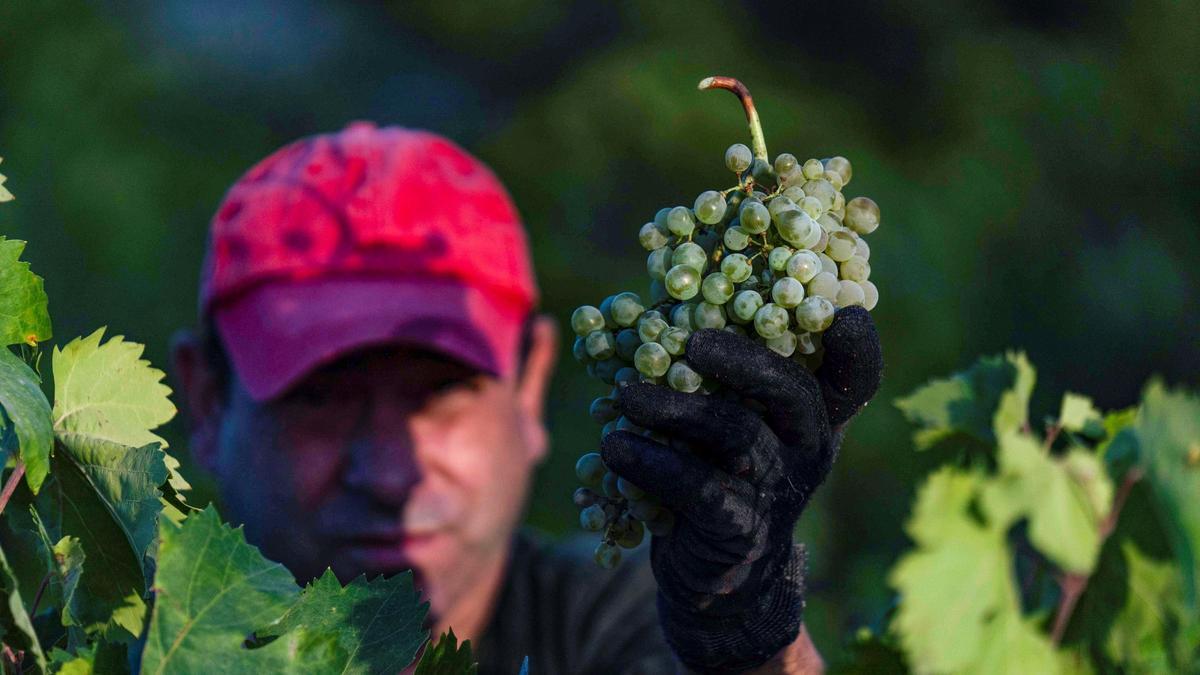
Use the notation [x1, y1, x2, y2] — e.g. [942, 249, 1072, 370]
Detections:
[515, 315, 559, 463]
[169, 328, 225, 474]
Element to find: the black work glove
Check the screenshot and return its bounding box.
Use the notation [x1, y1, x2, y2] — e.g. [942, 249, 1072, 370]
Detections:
[600, 306, 882, 674]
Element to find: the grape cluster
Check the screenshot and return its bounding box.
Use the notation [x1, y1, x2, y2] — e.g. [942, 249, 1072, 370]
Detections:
[570, 143, 881, 568]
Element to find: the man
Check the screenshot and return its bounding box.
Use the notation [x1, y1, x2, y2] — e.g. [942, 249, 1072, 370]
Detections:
[171, 122, 882, 674]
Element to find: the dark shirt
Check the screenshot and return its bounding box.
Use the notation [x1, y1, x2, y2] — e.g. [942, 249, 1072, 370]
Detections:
[475, 529, 675, 674]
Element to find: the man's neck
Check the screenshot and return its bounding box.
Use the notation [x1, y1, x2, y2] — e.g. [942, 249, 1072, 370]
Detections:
[431, 540, 512, 642]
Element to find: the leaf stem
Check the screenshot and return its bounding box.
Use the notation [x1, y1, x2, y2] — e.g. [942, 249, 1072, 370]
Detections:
[0, 460, 26, 518]
[1049, 467, 1144, 644]
[698, 76, 768, 161]
[28, 573, 50, 618]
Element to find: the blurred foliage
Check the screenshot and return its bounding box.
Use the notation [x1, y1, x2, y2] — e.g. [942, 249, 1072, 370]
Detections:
[0, 0, 1196, 662]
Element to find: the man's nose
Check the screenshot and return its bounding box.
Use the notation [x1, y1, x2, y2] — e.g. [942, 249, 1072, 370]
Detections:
[341, 395, 422, 505]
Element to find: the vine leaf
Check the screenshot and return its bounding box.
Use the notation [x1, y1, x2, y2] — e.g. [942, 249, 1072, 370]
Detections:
[51, 328, 175, 450]
[414, 628, 478, 675]
[1105, 541, 1189, 670]
[1058, 393, 1103, 436]
[0, 539, 46, 672]
[0, 348, 53, 493]
[1133, 381, 1200, 609]
[0, 236, 52, 347]
[141, 506, 299, 675]
[894, 352, 1035, 451]
[259, 569, 429, 674]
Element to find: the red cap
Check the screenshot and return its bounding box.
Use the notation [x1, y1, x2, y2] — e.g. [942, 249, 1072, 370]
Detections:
[199, 122, 537, 401]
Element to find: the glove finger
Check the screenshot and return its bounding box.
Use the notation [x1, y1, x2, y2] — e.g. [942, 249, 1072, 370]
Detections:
[600, 430, 750, 520]
[684, 328, 826, 443]
[815, 306, 883, 429]
[616, 382, 774, 479]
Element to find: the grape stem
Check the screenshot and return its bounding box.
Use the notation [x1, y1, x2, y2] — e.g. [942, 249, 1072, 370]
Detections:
[0, 460, 26, 518]
[698, 76, 768, 161]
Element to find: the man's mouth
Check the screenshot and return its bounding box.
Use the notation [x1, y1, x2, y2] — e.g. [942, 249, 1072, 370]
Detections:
[338, 531, 441, 570]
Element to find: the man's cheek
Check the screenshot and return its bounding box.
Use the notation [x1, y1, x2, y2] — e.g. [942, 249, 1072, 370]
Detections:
[278, 430, 346, 507]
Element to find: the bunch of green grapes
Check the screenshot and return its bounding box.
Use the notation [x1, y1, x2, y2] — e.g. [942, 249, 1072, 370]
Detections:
[569, 77, 882, 568]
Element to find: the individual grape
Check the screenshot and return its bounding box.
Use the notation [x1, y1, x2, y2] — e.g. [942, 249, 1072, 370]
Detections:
[797, 331, 820, 355]
[768, 195, 796, 219]
[585, 330, 616, 360]
[580, 504, 607, 531]
[802, 158, 825, 180]
[571, 305, 605, 337]
[786, 250, 822, 283]
[694, 190, 727, 224]
[845, 196, 880, 234]
[639, 222, 669, 251]
[861, 280, 879, 310]
[832, 191, 845, 213]
[616, 415, 643, 433]
[572, 336, 591, 364]
[645, 508, 676, 536]
[738, 274, 761, 292]
[774, 153, 798, 176]
[576, 452, 606, 486]
[647, 246, 672, 280]
[840, 255, 871, 282]
[602, 471, 621, 497]
[598, 295, 618, 329]
[823, 156, 852, 186]
[654, 207, 672, 230]
[749, 158, 776, 185]
[637, 316, 669, 343]
[782, 185, 807, 203]
[768, 246, 794, 272]
[817, 213, 842, 234]
[666, 360, 703, 392]
[671, 302, 697, 330]
[806, 271, 840, 300]
[593, 358, 622, 385]
[634, 342, 671, 377]
[799, 195, 823, 219]
[826, 231, 857, 262]
[823, 170, 844, 191]
[739, 200, 771, 234]
[731, 290, 764, 323]
[595, 541, 621, 568]
[614, 328, 640, 361]
[573, 487, 599, 509]
[795, 296, 836, 332]
[855, 237, 870, 260]
[659, 327, 689, 356]
[614, 367, 640, 388]
[725, 143, 753, 173]
[611, 292, 645, 327]
[615, 519, 645, 549]
[720, 253, 753, 282]
[753, 303, 790, 339]
[723, 226, 750, 251]
[818, 252, 838, 276]
[693, 301, 726, 329]
[665, 264, 700, 300]
[701, 272, 735, 304]
[803, 179, 837, 212]
[765, 330, 798, 357]
[672, 242, 708, 273]
[601, 420, 617, 439]
[771, 277, 806, 308]
[667, 205, 696, 237]
[628, 498, 661, 521]
[776, 210, 819, 248]
[590, 396, 619, 423]
[617, 476, 645, 500]
[836, 279, 866, 308]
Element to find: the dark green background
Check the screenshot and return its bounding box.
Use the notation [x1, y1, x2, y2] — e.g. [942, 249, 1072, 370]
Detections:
[2, 0, 1197, 661]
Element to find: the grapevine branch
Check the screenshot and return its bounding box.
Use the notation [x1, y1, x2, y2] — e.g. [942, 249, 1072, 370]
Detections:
[1049, 467, 1144, 644]
[698, 76, 768, 161]
[0, 460, 26, 518]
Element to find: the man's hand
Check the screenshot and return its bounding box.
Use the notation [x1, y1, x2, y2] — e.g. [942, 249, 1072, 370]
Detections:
[600, 307, 883, 674]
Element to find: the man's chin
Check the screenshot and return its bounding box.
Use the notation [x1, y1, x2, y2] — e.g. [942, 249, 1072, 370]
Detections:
[332, 531, 452, 580]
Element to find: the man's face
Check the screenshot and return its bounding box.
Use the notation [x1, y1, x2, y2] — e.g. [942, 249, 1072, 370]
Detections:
[180, 325, 555, 621]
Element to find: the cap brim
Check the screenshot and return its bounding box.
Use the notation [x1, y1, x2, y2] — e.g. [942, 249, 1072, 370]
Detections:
[213, 277, 525, 401]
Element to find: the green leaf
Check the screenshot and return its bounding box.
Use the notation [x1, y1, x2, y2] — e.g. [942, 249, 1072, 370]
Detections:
[1134, 381, 1200, 608]
[414, 629, 478, 675]
[0, 541, 47, 673]
[259, 569, 429, 674]
[962, 609, 1059, 675]
[51, 328, 175, 450]
[895, 351, 1035, 451]
[1105, 541, 1188, 672]
[141, 506, 299, 675]
[1059, 392, 1103, 435]
[889, 468, 1015, 673]
[0, 237, 52, 347]
[0, 348, 53, 493]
